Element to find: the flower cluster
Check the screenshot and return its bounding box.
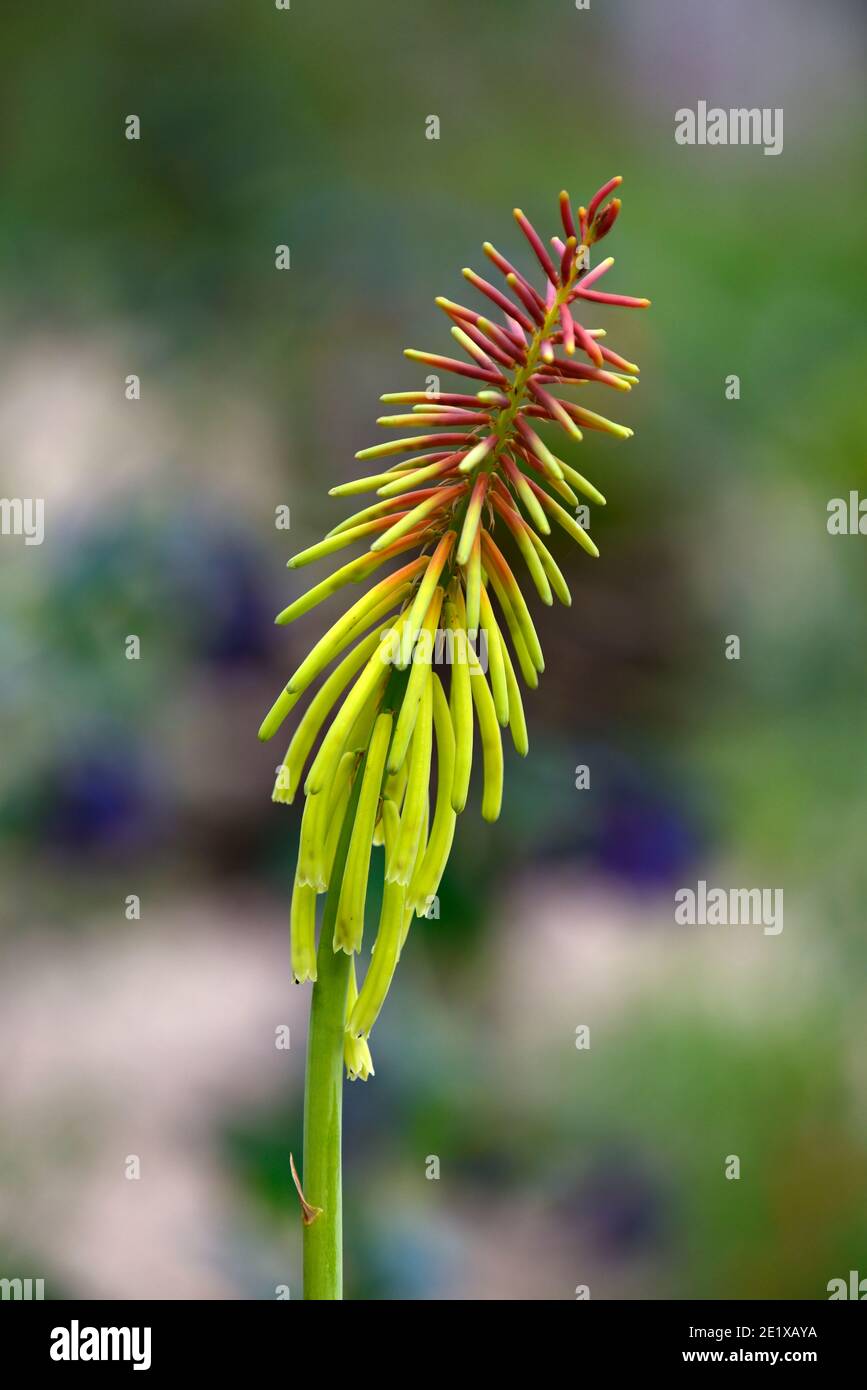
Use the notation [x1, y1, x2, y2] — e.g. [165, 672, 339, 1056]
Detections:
[259, 177, 649, 1079]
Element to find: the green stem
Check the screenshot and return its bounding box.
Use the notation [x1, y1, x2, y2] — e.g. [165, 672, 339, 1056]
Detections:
[301, 668, 407, 1299]
[302, 770, 363, 1300]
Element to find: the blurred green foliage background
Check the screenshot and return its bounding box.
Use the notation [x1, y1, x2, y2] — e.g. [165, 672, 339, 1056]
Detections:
[0, 0, 865, 1299]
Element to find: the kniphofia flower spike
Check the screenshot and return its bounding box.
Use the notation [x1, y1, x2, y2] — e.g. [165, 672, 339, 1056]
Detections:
[260, 178, 649, 1079]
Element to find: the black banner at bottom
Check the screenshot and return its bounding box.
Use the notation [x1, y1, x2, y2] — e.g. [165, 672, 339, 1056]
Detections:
[1, 1299, 861, 1373]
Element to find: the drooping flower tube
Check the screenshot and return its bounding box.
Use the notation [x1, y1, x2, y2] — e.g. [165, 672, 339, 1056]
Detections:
[260, 178, 649, 1079]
